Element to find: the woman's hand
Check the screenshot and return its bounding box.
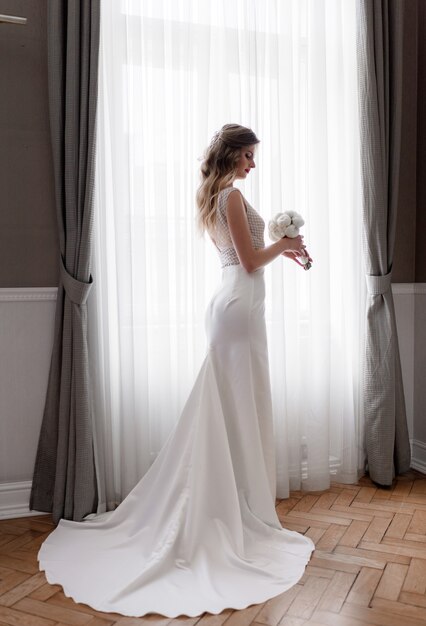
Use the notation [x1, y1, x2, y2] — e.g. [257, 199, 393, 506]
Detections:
[281, 236, 312, 267]
[281, 234, 304, 253]
[282, 249, 311, 267]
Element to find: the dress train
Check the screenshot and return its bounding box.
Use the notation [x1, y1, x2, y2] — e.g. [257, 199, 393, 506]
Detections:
[38, 264, 314, 618]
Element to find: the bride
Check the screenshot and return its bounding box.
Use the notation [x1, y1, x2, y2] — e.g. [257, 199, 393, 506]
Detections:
[37, 123, 315, 618]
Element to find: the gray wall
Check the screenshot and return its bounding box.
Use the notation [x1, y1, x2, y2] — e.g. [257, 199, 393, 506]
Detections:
[393, 0, 426, 283]
[0, 0, 58, 288]
[393, 1, 418, 283]
[415, 0, 426, 283]
[0, 1, 424, 287]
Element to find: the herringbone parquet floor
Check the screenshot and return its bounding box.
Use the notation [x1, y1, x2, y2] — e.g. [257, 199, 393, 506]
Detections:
[1, 470, 426, 626]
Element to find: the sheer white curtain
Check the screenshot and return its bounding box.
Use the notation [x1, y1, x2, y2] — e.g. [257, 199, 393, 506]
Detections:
[89, 0, 365, 512]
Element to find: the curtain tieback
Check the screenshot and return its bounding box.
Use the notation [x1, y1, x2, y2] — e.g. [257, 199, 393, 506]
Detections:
[60, 254, 93, 305]
[366, 272, 392, 295]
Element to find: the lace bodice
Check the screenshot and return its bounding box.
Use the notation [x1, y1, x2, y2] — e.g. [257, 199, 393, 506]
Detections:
[212, 187, 265, 267]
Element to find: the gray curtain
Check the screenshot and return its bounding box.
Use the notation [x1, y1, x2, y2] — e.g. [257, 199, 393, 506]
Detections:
[356, 0, 411, 485]
[30, 0, 100, 523]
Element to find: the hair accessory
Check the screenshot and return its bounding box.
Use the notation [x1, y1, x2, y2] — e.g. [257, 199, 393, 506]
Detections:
[210, 130, 223, 147]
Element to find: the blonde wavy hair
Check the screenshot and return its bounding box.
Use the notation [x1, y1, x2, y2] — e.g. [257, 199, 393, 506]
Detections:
[195, 123, 260, 236]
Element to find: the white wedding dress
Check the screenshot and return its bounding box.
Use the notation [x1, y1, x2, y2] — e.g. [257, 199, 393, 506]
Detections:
[38, 187, 315, 618]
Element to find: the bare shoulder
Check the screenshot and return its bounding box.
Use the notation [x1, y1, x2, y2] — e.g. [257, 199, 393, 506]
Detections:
[226, 188, 246, 213]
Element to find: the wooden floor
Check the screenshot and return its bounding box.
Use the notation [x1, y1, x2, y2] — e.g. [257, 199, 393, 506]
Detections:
[1, 471, 426, 626]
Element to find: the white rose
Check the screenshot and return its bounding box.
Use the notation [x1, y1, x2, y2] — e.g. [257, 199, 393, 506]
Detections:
[277, 214, 291, 227]
[292, 214, 305, 228]
[268, 221, 282, 241]
[284, 224, 299, 238]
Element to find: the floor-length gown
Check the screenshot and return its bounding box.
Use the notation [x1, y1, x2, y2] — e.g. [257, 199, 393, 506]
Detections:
[37, 186, 315, 618]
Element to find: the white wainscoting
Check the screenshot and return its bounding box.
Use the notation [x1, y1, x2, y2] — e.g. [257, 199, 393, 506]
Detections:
[0, 285, 424, 519]
[0, 481, 47, 519]
[393, 283, 426, 474]
[0, 287, 57, 518]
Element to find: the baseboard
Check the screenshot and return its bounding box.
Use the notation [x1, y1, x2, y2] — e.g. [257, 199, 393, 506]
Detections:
[411, 439, 426, 475]
[0, 481, 49, 520]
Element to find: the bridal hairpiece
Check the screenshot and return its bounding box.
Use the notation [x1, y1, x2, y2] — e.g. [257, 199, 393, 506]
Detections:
[197, 131, 224, 162]
[268, 211, 312, 270]
[210, 130, 223, 147]
[211, 130, 233, 149]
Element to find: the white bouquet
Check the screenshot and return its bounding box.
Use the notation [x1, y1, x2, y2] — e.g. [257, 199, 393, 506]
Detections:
[268, 211, 312, 270]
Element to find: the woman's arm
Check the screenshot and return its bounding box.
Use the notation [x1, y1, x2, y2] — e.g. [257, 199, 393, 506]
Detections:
[225, 189, 305, 273]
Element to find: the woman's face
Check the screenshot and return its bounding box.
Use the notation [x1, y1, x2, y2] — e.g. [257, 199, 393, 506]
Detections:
[234, 145, 256, 179]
